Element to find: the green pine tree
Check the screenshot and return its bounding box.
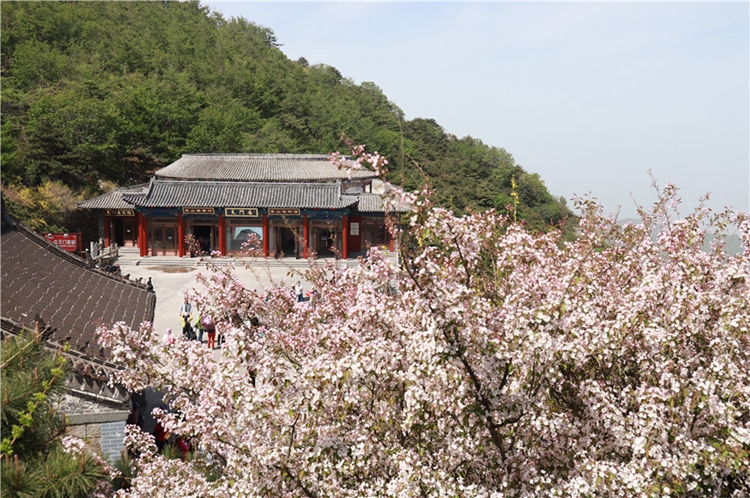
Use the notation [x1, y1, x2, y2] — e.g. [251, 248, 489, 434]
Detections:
[1, 325, 110, 498]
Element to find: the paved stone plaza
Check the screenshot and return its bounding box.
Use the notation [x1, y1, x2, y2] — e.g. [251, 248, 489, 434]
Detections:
[115, 247, 358, 342]
[112, 247, 372, 434]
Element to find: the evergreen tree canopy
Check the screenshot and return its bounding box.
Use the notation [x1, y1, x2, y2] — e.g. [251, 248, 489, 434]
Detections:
[1, 328, 110, 497]
[1, 1, 573, 233]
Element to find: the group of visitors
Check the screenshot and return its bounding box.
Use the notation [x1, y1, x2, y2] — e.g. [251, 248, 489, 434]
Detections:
[127, 401, 191, 459]
[148, 408, 191, 459]
[166, 297, 218, 349]
[170, 284, 319, 350]
[293, 281, 319, 303]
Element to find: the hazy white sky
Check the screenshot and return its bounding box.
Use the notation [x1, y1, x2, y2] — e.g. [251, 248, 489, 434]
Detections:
[204, 1, 749, 218]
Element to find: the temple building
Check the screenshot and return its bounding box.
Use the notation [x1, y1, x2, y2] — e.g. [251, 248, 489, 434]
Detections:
[78, 154, 400, 259]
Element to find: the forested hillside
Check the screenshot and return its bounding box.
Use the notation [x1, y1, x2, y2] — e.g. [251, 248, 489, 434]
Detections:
[1, 1, 572, 234]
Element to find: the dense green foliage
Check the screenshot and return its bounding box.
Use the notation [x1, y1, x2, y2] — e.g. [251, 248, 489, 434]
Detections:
[1, 0, 572, 232]
[1, 330, 109, 498]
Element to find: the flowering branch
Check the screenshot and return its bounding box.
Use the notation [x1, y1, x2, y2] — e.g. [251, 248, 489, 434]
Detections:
[96, 146, 750, 496]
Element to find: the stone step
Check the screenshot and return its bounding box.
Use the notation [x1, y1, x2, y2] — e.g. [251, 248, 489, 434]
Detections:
[114, 246, 397, 269]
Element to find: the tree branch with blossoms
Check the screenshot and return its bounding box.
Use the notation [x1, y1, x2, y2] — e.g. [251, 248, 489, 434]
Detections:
[96, 144, 750, 497]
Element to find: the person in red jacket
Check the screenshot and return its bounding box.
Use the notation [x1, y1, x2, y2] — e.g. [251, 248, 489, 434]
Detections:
[176, 436, 191, 460]
[126, 402, 144, 430]
[202, 315, 216, 349]
[153, 421, 169, 453]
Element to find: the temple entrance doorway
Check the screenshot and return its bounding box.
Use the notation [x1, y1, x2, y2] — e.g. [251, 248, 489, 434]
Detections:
[113, 218, 125, 247]
[313, 227, 340, 257]
[110, 217, 137, 247]
[274, 227, 298, 258]
[149, 223, 177, 256]
[192, 225, 213, 255]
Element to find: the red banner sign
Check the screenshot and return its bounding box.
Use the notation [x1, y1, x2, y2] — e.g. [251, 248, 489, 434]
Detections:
[44, 233, 82, 254]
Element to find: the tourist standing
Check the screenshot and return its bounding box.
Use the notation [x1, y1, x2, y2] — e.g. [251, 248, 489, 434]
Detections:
[126, 402, 144, 430]
[179, 297, 192, 317]
[203, 315, 216, 349]
[194, 313, 204, 343]
[294, 281, 304, 302]
[165, 328, 174, 346]
[176, 436, 191, 460]
[179, 298, 192, 333]
[153, 421, 169, 453]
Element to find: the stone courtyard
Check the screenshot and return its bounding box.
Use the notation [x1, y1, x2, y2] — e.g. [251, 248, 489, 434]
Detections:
[111, 247, 386, 436]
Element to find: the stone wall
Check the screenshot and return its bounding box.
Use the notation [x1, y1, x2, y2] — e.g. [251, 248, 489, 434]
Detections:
[67, 422, 103, 454]
[59, 391, 116, 416]
[60, 391, 129, 462]
[101, 420, 126, 460]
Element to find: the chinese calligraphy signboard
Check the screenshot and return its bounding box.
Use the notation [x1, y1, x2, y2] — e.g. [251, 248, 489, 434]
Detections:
[183, 207, 215, 215]
[44, 233, 82, 255]
[268, 208, 300, 216]
[225, 208, 259, 217]
[105, 209, 135, 217]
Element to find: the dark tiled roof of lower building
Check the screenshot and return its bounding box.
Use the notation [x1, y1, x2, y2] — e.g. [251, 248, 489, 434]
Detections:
[77, 184, 149, 210]
[1, 318, 125, 385]
[154, 154, 377, 182]
[123, 180, 359, 209]
[1, 214, 156, 363]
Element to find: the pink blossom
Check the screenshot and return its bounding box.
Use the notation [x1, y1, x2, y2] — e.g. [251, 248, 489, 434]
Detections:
[97, 148, 750, 496]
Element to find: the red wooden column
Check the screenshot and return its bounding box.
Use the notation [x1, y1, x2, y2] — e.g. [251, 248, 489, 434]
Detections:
[137, 212, 148, 257]
[177, 213, 185, 257]
[262, 213, 269, 258]
[218, 213, 226, 256]
[103, 214, 111, 246]
[303, 214, 309, 258]
[342, 214, 348, 260]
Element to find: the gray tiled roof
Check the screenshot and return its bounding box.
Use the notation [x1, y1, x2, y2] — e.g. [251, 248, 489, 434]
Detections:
[154, 154, 377, 182]
[124, 180, 359, 209]
[77, 184, 149, 210]
[1, 214, 156, 363]
[358, 193, 411, 213]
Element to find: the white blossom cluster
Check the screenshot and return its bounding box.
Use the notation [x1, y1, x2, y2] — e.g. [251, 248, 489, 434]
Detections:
[97, 156, 750, 497]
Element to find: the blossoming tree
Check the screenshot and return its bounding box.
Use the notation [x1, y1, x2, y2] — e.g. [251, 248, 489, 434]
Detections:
[97, 149, 749, 497]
